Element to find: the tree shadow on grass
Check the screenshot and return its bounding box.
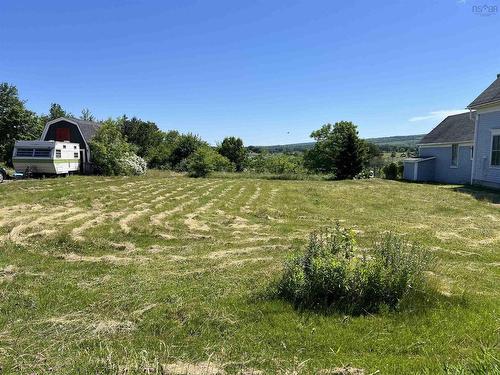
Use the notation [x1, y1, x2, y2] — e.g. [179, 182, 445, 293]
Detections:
[253, 283, 468, 318]
[452, 185, 500, 205]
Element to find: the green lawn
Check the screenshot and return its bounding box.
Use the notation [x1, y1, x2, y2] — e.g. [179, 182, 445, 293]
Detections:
[0, 172, 498, 374]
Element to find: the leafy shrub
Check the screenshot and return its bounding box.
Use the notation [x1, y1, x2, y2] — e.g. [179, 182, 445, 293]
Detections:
[354, 168, 374, 179]
[90, 120, 133, 175]
[186, 146, 234, 177]
[218, 136, 247, 172]
[119, 153, 147, 175]
[382, 162, 399, 180]
[276, 224, 433, 314]
[169, 133, 206, 169]
[246, 152, 306, 175]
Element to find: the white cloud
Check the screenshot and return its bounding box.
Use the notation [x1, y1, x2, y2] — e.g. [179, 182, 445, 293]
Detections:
[409, 109, 469, 122]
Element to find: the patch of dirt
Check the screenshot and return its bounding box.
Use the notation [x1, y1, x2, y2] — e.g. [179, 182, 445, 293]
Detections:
[162, 361, 225, 375]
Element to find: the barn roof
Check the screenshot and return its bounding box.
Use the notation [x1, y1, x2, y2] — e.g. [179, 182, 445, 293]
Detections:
[44, 117, 101, 143]
[468, 75, 500, 109]
[419, 112, 475, 145]
[68, 118, 101, 142]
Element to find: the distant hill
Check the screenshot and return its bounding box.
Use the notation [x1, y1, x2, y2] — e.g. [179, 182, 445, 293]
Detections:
[251, 134, 425, 153]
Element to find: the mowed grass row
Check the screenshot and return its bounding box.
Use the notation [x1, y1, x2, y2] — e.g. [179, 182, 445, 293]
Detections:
[0, 172, 499, 374]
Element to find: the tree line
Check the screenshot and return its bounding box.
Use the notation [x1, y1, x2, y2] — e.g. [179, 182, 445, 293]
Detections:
[0, 82, 384, 179]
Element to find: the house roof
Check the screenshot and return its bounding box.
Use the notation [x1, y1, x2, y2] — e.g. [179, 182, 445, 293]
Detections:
[468, 75, 500, 109]
[419, 112, 475, 145]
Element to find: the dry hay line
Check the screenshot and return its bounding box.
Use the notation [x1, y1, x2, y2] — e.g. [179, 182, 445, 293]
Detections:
[162, 361, 263, 375]
[265, 187, 279, 207]
[150, 180, 218, 228]
[0, 203, 44, 227]
[119, 208, 151, 234]
[92, 319, 135, 335]
[71, 211, 124, 242]
[219, 256, 274, 269]
[0, 265, 17, 283]
[42, 313, 136, 336]
[8, 206, 83, 244]
[152, 181, 221, 231]
[224, 185, 246, 208]
[183, 184, 235, 232]
[206, 244, 287, 259]
[59, 252, 150, 265]
[240, 184, 262, 213]
[163, 361, 225, 375]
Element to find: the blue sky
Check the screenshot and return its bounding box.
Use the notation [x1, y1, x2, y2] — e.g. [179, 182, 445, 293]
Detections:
[1, 0, 499, 145]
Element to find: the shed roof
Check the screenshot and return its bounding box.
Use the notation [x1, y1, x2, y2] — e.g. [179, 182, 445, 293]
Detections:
[468, 75, 500, 109]
[419, 112, 475, 145]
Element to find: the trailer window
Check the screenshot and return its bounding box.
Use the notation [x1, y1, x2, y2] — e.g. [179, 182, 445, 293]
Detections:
[34, 149, 50, 157]
[74, 152, 79, 158]
[55, 150, 61, 158]
[16, 148, 34, 157]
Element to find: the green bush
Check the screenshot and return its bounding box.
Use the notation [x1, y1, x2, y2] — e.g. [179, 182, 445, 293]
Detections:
[382, 162, 399, 180]
[169, 133, 206, 169]
[186, 146, 234, 177]
[276, 224, 433, 314]
[246, 152, 306, 175]
[89, 119, 147, 176]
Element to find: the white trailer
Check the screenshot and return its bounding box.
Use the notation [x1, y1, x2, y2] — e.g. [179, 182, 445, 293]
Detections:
[12, 140, 81, 176]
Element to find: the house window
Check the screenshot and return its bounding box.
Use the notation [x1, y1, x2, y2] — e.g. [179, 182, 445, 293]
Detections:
[74, 152, 79, 158]
[492, 135, 500, 166]
[55, 150, 61, 158]
[451, 144, 458, 167]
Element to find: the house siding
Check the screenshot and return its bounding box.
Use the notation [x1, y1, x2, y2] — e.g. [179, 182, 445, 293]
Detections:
[472, 109, 500, 188]
[403, 161, 417, 180]
[419, 145, 472, 184]
[416, 159, 435, 181]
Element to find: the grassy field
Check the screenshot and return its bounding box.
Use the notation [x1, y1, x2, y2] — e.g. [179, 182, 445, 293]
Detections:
[0, 172, 498, 374]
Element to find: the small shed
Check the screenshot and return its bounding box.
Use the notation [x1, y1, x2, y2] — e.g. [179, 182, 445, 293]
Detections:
[403, 157, 436, 182]
[40, 117, 101, 173]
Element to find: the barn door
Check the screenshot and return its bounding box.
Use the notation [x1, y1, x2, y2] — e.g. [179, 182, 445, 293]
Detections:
[55, 128, 70, 141]
[80, 150, 85, 173]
